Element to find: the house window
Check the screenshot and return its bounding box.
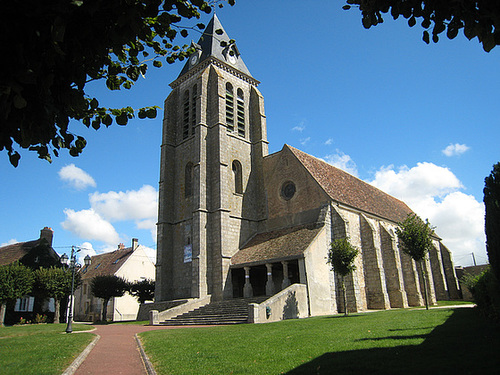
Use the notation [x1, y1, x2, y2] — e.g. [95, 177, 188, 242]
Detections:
[232, 160, 243, 194]
[185, 162, 193, 198]
[191, 84, 197, 134]
[226, 83, 234, 132]
[14, 296, 34, 312]
[237, 89, 245, 137]
[182, 90, 190, 139]
[83, 283, 87, 295]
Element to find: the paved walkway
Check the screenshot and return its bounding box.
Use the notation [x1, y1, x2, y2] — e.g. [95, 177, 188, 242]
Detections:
[67, 324, 214, 375]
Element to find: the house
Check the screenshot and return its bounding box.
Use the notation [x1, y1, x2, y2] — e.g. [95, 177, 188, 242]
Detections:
[73, 238, 155, 322]
[153, 15, 461, 322]
[0, 227, 61, 324]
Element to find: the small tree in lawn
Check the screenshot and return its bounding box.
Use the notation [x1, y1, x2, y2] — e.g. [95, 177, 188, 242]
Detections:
[34, 267, 80, 323]
[0, 262, 34, 325]
[90, 275, 129, 322]
[129, 279, 155, 304]
[327, 238, 359, 316]
[396, 213, 435, 310]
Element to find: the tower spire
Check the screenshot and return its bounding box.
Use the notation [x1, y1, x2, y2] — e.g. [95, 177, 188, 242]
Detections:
[177, 14, 253, 79]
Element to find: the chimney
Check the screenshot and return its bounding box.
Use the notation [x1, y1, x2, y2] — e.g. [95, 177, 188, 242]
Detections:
[40, 227, 54, 247]
[118, 243, 125, 250]
[132, 238, 139, 250]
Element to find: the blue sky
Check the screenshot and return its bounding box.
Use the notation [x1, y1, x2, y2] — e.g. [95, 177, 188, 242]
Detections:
[1, 1, 497, 267]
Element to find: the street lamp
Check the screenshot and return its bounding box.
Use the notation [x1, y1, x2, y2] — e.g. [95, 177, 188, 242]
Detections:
[60, 247, 91, 333]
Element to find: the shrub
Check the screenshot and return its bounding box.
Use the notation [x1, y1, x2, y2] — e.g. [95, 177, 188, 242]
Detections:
[463, 267, 500, 320]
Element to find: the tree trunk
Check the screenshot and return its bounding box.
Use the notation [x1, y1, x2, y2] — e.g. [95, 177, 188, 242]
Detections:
[0, 303, 6, 326]
[102, 298, 109, 321]
[420, 260, 429, 310]
[54, 299, 60, 323]
[341, 276, 348, 316]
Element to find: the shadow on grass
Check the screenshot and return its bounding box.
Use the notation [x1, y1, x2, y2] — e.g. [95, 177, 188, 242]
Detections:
[355, 334, 428, 342]
[286, 308, 500, 375]
[388, 327, 435, 332]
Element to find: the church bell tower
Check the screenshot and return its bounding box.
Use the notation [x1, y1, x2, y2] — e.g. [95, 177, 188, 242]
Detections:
[156, 15, 268, 302]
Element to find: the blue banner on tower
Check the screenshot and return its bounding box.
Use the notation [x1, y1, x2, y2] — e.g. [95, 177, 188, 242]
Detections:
[184, 244, 192, 263]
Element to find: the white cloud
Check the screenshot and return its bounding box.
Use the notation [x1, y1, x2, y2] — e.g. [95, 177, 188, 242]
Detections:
[58, 164, 96, 190]
[1, 239, 18, 247]
[292, 122, 305, 132]
[442, 143, 470, 157]
[369, 163, 485, 266]
[61, 208, 120, 245]
[324, 138, 333, 145]
[370, 162, 462, 201]
[89, 185, 158, 222]
[323, 151, 359, 177]
[77, 242, 97, 264]
[300, 137, 311, 145]
[137, 219, 158, 244]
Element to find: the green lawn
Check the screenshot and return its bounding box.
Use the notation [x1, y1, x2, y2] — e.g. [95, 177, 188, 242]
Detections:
[0, 323, 95, 375]
[140, 307, 500, 374]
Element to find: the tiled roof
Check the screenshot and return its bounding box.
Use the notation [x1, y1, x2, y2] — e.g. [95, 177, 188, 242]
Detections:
[80, 247, 134, 280]
[231, 224, 323, 267]
[287, 145, 413, 223]
[0, 240, 41, 266]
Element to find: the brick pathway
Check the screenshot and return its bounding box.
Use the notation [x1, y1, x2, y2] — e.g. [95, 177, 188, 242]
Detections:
[70, 324, 213, 375]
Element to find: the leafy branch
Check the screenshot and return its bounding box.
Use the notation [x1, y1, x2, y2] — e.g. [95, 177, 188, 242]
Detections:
[0, 0, 234, 167]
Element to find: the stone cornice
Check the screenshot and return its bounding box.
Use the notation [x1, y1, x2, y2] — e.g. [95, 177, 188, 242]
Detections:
[170, 57, 260, 89]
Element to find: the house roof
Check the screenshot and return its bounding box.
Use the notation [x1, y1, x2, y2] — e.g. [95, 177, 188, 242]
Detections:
[80, 247, 134, 280]
[287, 145, 413, 223]
[0, 239, 42, 266]
[231, 224, 323, 267]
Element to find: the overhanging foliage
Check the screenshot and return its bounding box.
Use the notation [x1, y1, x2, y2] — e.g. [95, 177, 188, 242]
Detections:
[344, 1, 500, 52]
[0, 0, 233, 166]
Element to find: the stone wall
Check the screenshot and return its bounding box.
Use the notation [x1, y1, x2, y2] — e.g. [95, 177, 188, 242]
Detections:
[248, 284, 308, 323]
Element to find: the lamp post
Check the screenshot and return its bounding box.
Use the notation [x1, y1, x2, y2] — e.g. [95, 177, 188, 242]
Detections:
[60, 247, 91, 333]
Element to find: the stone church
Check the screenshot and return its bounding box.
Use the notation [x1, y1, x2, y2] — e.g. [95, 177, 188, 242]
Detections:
[154, 15, 460, 321]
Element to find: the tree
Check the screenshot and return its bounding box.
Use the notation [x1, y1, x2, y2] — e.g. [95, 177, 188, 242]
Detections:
[34, 267, 81, 323]
[1, 0, 234, 167]
[344, 1, 500, 52]
[0, 262, 35, 325]
[129, 279, 155, 304]
[395, 213, 434, 309]
[327, 238, 359, 316]
[90, 275, 129, 321]
[484, 162, 500, 282]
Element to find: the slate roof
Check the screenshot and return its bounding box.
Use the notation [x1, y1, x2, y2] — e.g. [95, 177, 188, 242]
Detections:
[231, 224, 323, 267]
[177, 13, 253, 78]
[80, 247, 134, 280]
[287, 145, 413, 223]
[0, 239, 42, 266]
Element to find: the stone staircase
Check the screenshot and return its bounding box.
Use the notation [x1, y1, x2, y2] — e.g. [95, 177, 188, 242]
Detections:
[159, 297, 268, 326]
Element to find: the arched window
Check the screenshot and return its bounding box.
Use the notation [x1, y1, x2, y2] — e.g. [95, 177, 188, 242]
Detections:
[226, 83, 234, 132]
[232, 160, 243, 194]
[191, 84, 197, 135]
[182, 90, 190, 139]
[237, 88, 245, 137]
[185, 162, 193, 198]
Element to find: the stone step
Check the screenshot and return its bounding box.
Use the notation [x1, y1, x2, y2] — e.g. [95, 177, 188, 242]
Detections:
[160, 297, 268, 326]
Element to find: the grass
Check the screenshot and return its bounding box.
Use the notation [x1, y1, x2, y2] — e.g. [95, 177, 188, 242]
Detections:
[140, 307, 500, 374]
[0, 323, 95, 375]
[435, 299, 474, 306]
